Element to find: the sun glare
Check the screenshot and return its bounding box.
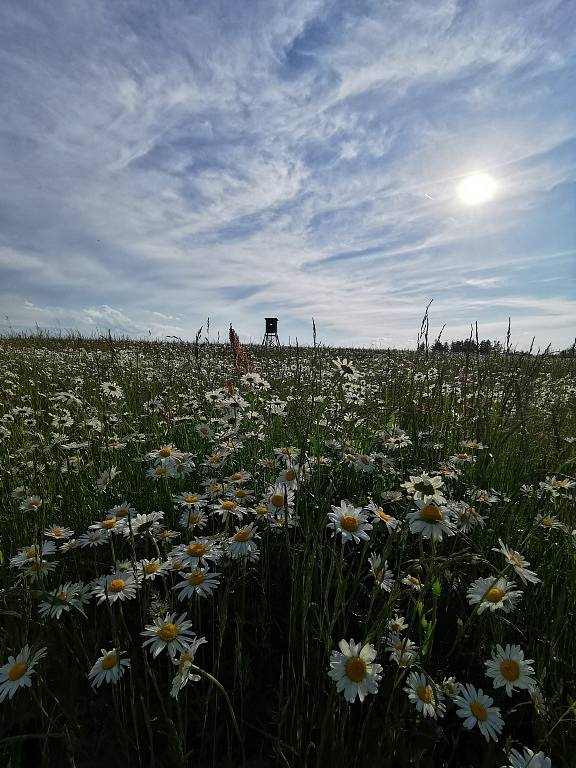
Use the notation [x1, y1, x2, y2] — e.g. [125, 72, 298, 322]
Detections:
[457, 172, 497, 206]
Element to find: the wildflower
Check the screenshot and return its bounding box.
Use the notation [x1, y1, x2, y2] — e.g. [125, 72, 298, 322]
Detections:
[386, 635, 418, 667]
[173, 569, 221, 600]
[78, 529, 110, 548]
[225, 470, 252, 484]
[0, 645, 47, 702]
[450, 451, 476, 464]
[44, 525, 74, 541]
[108, 501, 136, 520]
[440, 676, 461, 698]
[401, 473, 446, 504]
[38, 581, 89, 619]
[454, 683, 504, 742]
[388, 614, 408, 634]
[402, 574, 423, 592]
[327, 639, 382, 703]
[137, 559, 168, 581]
[179, 507, 208, 531]
[19, 495, 43, 513]
[125, 511, 164, 536]
[485, 644, 536, 697]
[500, 747, 551, 768]
[407, 500, 455, 542]
[452, 502, 486, 533]
[195, 423, 214, 439]
[94, 467, 121, 492]
[534, 513, 566, 532]
[170, 636, 208, 699]
[213, 498, 244, 523]
[100, 382, 123, 399]
[493, 540, 540, 584]
[368, 553, 394, 591]
[10, 541, 57, 568]
[327, 501, 372, 545]
[88, 648, 130, 688]
[266, 484, 295, 516]
[332, 357, 360, 379]
[227, 523, 260, 560]
[92, 571, 138, 605]
[405, 671, 446, 718]
[141, 612, 196, 658]
[364, 501, 400, 533]
[467, 576, 523, 614]
[177, 539, 223, 569]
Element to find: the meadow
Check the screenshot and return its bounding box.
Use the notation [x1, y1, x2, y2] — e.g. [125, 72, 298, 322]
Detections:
[0, 331, 575, 768]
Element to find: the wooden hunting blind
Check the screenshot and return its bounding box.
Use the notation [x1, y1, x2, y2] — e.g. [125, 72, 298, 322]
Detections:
[262, 317, 280, 346]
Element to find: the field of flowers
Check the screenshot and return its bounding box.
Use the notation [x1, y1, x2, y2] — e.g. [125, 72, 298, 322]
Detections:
[0, 334, 575, 768]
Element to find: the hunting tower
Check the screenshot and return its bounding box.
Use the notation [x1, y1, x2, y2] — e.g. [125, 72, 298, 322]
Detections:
[262, 317, 280, 346]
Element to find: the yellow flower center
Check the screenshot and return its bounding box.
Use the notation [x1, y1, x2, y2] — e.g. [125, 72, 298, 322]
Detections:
[110, 579, 126, 593]
[340, 515, 359, 532]
[500, 659, 520, 681]
[360, 456, 370, 465]
[457, 453, 469, 460]
[102, 519, 116, 529]
[115, 508, 129, 518]
[419, 504, 442, 522]
[222, 501, 237, 511]
[486, 587, 505, 603]
[56, 591, 67, 601]
[541, 517, 554, 527]
[417, 686, 433, 704]
[188, 572, 206, 586]
[26, 546, 39, 559]
[158, 623, 179, 642]
[285, 470, 296, 481]
[234, 529, 252, 542]
[345, 656, 367, 683]
[377, 510, 392, 521]
[508, 554, 523, 568]
[185, 494, 198, 503]
[52, 528, 65, 537]
[255, 505, 268, 516]
[270, 494, 284, 508]
[155, 467, 167, 476]
[470, 701, 488, 721]
[101, 654, 118, 671]
[209, 455, 222, 464]
[8, 662, 28, 681]
[159, 448, 172, 457]
[231, 473, 242, 481]
[345, 453, 357, 461]
[187, 543, 207, 556]
[235, 489, 247, 498]
[410, 576, 421, 586]
[144, 563, 158, 574]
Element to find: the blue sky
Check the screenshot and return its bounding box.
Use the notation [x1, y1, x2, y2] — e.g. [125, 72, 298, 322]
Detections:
[1, 0, 575, 348]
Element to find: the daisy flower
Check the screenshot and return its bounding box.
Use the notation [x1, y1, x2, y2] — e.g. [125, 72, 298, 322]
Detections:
[173, 569, 221, 600]
[402, 574, 423, 592]
[44, 524, 75, 541]
[401, 473, 446, 504]
[467, 576, 523, 614]
[501, 746, 551, 768]
[327, 639, 382, 703]
[227, 523, 260, 560]
[485, 644, 536, 697]
[388, 614, 409, 634]
[454, 683, 504, 742]
[386, 635, 419, 667]
[179, 507, 208, 531]
[327, 501, 372, 545]
[534, 513, 566, 532]
[493, 540, 540, 584]
[368, 553, 394, 592]
[407, 500, 455, 542]
[332, 357, 359, 379]
[141, 612, 196, 658]
[266, 484, 295, 516]
[177, 539, 223, 569]
[364, 501, 400, 533]
[38, 581, 89, 619]
[100, 382, 123, 399]
[225, 470, 252, 484]
[170, 636, 208, 699]
[137, 559, 168, 581]
[405, 671, 446, 718]
[0, 645, 47, 702]
[19, 495, 43, 513]
[213, 499, 244, 523]
[92, 571, 139, 605]
[88, 648, 130, 688]
[78, 529, 110, 548]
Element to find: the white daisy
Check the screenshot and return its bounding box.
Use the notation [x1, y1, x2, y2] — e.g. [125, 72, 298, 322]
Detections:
[173, 569, 221, 600]
[406, 500, 455, 542]
[386, 635, 419, 667]
[368, 553, 394, 592]
[364, 501, 400, 533]
[92, 571, 138, 605]
[401, 473, 446, 504]
[404, 671, 446, 718]
[485, 644, 536, 697]
[0, 645, 47, 702]
[170, 637, 208, 699]
[501, 746, 551, 768]
[227, 523, 260, 560]
[88, 648, 130, 688]
[141, 612, 196, 658]
[467, 576, 523, 614]
[493, 540, 540, 584]
[327, 501, 372, 545]
[327, 639, 382, 703]
[454, 683, 504, 742]
[176, 539, 223, 569]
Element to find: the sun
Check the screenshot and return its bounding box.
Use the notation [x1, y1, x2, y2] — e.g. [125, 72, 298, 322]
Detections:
[457, 172, 497, 206]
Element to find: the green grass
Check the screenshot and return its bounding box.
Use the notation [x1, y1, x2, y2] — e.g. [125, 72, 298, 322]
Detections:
[0, 332, 575, 767]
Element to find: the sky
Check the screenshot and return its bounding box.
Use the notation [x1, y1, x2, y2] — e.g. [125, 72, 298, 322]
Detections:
[1, 0, 575, 349]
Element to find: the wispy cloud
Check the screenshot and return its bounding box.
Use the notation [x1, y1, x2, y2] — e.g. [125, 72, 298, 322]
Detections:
[0, 0, 574, 348]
